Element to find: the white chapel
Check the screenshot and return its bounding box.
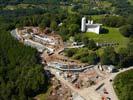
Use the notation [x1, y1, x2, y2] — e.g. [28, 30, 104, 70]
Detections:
[81, 17, 102, 34]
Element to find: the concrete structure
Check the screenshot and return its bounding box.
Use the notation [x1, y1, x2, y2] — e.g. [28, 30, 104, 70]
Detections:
[81, 17, 86, 32]
[81, 17, 102, 34]
[24, 39, 45, 52]
[11, 29, 22, 40]
[107, 65, 115, 73]
[47, 62, 94, 72]
[33, 35, 55, 45]
[96, 42, 119, 47]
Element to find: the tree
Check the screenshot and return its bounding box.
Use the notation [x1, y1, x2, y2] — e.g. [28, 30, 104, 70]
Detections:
[119, 24, 133, 37]
[118, 38, 133, 68]
[119, 55, 133, 68]
[100, 47, 118, 65]
[82, 36, 97, 50]
[127, 37, 133, 55]
[87, 52, 98, 64]
[87, 40, 97, 50]
[65, 48, 76, 57]
[59, 26, 69, 41]
[74, 34, 82, 42]
[41, 18, 50, 27]
[39, 23, 47, 29]
[50, 21, 57, 31]
[82, 36, 89, 46]
[68, 24, 80, 35]
[67, 14, 81, 25]
[127, 15, 133, 25]
[79, 51, 98, 64]
[101, 16, 125, 27]
[0, 30, 49, 100]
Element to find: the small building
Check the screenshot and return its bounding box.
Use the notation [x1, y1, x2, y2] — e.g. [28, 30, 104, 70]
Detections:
[81, 17, 102, 34]
[24, 39, 45, 52]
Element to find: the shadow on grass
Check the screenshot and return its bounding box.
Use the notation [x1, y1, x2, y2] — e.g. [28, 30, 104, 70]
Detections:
[100, 27, 109, 34]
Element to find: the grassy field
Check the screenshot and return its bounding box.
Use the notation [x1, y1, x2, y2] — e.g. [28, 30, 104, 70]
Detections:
[84, 27, 129, 49]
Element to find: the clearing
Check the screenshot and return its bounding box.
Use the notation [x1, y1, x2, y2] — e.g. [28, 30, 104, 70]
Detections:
[84, 27, 129, 49]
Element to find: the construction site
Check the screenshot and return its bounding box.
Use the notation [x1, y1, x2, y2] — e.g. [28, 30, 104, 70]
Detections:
[11, 27, 118, 100]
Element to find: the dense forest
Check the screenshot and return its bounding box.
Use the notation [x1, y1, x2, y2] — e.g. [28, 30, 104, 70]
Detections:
[0, 3, 50, 100]
[0, 21, 49, 100]
[114, 69, 133, 100]
[0, 33, 47, 99]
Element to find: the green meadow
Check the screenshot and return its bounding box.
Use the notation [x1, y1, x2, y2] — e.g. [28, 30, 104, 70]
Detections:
[84, 27, 129, 49]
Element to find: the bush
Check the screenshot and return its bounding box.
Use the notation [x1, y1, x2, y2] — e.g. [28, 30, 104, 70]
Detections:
[100, 47, 119, 65]
[65, 48, 76, 57]
[100, 27, 109, 34]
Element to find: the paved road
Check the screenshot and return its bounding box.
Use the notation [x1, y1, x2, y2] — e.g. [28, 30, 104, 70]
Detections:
[106, 66, 133, 100]
[94, 66, 133, 100]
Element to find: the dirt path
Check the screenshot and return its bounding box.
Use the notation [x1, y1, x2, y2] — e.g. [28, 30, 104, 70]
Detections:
[94, 66, 133, 100]
[49, 68, 105, 100]
[49, 66, 133, 100]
